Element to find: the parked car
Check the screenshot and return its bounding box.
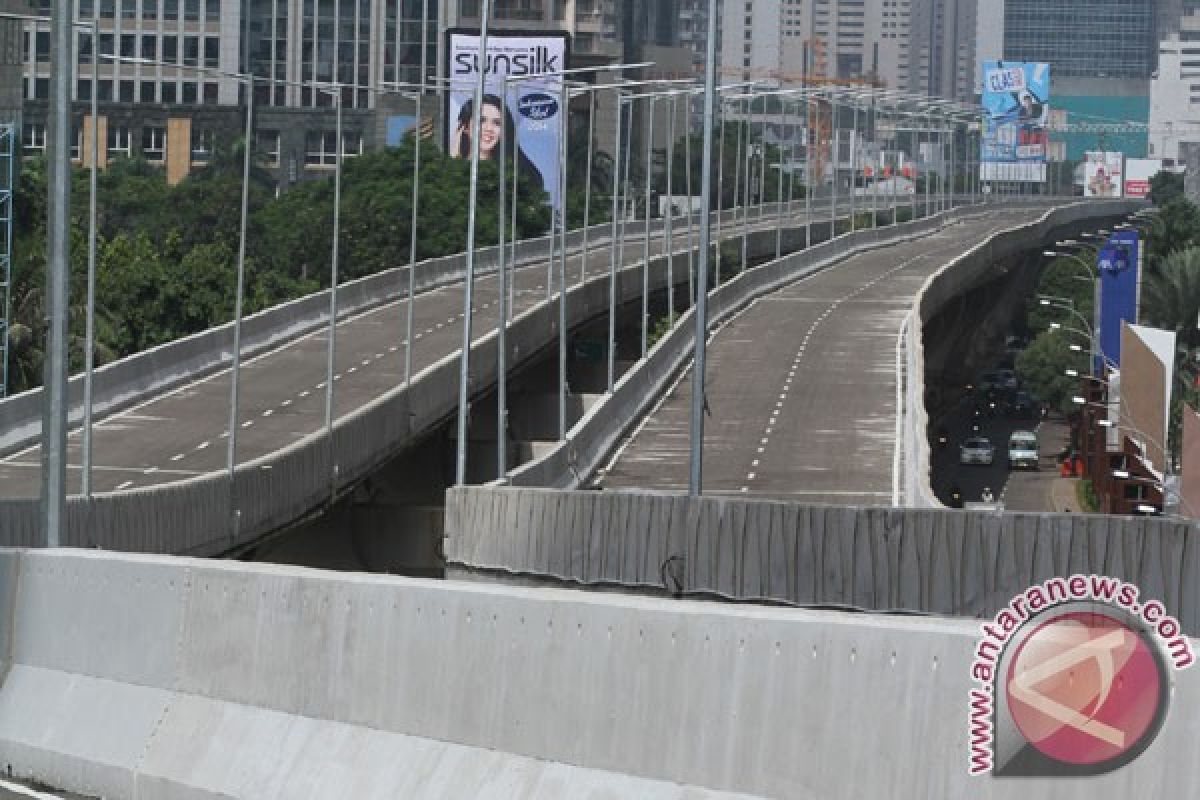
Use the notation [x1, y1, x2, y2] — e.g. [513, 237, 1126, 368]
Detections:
[960, 436, 995, 466]
[1007, 430, 1039, 470]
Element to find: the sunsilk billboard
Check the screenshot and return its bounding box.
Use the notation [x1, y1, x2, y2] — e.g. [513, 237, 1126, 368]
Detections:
[445, 29, 570, 210]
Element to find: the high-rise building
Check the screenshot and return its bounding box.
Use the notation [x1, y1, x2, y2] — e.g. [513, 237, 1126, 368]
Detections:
[1001, 0, 1156, 160]
[19, 0, 437, 186]
[1151, 1, 1200, 160]
[908, 0, 977, 102]
[719, 0, 913, 89]
[1003, 0, 1156, 80]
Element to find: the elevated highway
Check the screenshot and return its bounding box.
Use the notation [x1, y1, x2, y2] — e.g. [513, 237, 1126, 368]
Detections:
[0, 196, 901, 552]
[597, 210, 1040, 504]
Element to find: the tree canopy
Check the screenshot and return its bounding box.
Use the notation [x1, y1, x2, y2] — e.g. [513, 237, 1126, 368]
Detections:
[5, 134, 562, 395]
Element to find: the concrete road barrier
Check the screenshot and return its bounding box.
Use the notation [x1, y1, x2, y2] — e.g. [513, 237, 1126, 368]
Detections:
[0, 548, 1196, 799]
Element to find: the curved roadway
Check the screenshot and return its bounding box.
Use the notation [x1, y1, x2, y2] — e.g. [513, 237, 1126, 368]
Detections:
[0, 198, 880, 498]
[597, 209, 1049, 505]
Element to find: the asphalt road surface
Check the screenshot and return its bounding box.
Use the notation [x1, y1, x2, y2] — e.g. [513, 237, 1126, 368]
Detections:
[597, 209, 1051, 504]
[0, 198, 870, 498]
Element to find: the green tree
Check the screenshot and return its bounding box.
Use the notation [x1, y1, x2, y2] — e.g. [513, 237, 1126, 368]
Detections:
[1015, 331, 1089, 413]
[1146, 197, 1200, 274]
[1025, 252, 1097, 335]
[1142, 247, 1200, 352]
[1149, 171, 1185, 207]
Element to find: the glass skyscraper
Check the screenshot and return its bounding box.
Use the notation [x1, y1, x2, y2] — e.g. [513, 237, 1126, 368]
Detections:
[1003, 0, 1156, 79]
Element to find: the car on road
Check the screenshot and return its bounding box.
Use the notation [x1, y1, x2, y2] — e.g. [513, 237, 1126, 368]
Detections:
[1007, 431, 1039, 470]
[959, 436, 995, 466]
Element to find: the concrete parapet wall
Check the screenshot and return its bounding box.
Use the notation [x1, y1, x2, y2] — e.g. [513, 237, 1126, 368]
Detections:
[902, 199, 1144, 506]
[447, 485, 1200, 637]
[0, 549, 1196, 798]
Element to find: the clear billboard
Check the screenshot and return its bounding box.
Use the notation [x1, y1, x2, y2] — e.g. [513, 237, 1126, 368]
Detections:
[980, 61, 1050, 183]
[444, 29, 569, 209]
[1084, 151, 1124, 198]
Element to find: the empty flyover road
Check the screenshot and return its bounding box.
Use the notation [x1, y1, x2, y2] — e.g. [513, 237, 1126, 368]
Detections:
[598, 209, 1048, 505]
[0, 199, 865, 498]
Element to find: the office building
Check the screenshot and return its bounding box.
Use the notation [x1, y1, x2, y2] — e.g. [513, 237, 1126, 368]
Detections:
[19, 0, 436, 186]
[1001, 0, 1156, 159]
[1151, 2, 1200, 161]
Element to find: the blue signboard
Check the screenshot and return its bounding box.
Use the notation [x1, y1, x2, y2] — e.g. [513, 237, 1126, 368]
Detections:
[1097, 231, 1140, 372]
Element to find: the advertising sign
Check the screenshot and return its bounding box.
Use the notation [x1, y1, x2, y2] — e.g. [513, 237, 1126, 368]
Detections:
[980, 61, 1049, 183]
[1098, 230, 1139, 370]
[445, 30, 569, 209]
[1124, 158, 1162, 199]
[1084, 151, 1124, 198]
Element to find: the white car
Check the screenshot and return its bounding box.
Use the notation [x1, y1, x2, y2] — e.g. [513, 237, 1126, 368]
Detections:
[1007, 431, 1039, 470]
[960, 436, 995, 466]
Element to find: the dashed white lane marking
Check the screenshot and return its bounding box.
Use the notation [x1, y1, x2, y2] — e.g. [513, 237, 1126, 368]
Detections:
[196, 441, 210, 450]
[747, 472, 757, 481]
[389, 346, 398, 352]
[116, 480, 134, 490]
[281, 400, 292, 408]
[144, 467, 159, 475]
[171, 453, 184, 462]
[241, 421, 254, 428]
[262, 409, 274, 417]
[219, 431, 230, 439]
[362, 358, 372, 366]
[348, 366, 358, 374]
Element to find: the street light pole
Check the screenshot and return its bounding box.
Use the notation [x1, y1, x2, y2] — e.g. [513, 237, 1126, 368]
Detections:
[689, 0, 718, 496]
[324, 88, 344, 495]
[454, 2, 491, 486]
[226, 74, 255, 536]
[81, 14, 98, 502]
[606, 94, 625, 392]
[42, 2, 74, 546]
[641, 95, 655, 358]
[404, 0, 430, 386]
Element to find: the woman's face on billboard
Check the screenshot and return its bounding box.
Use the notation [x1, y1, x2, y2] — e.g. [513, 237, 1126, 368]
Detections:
[480, 103, 504, 157]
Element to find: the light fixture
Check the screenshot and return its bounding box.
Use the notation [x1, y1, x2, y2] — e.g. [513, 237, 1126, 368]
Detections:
[1066, 369, 1079, 377]
[1113, 469, 1131, 479]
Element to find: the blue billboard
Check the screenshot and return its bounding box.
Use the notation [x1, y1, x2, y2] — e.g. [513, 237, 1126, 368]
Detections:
[1097, 231, 1140, 372]
[980, 61, 1050, 182]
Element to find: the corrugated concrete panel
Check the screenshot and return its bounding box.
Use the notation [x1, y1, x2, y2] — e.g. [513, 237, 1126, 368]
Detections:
[0, 549, 1198, 798]
[447, 487, 1200, 636]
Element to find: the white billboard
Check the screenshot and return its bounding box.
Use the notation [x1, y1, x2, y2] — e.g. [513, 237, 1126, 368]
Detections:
[1124, 158, 1162, 199]
[1084, 151, 1124, 198]
[445, 30, 569, 209]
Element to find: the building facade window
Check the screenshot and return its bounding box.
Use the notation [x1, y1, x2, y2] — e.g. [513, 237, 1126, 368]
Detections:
[107, 124, 133, 158]
[191, 129, 214, 164]
[142, 125, 167, 161]
[256, 129, 281, 167]
[22, 122, 46, 154]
